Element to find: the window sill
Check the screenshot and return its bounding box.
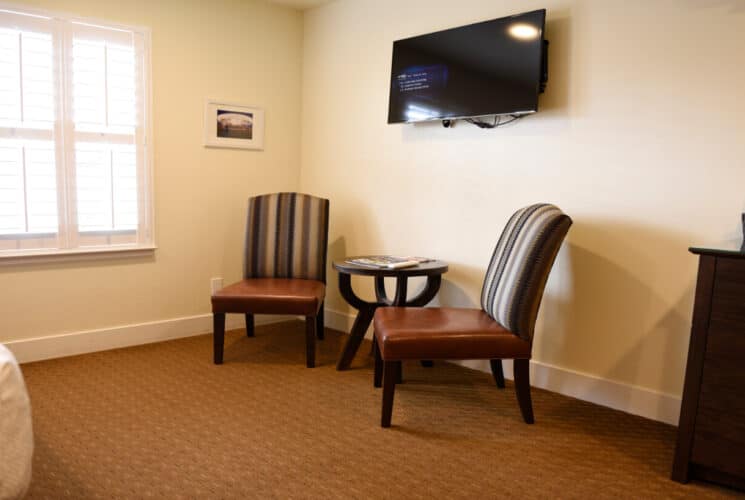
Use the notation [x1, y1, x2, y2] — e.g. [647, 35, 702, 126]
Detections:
[0, 245, 157, 266]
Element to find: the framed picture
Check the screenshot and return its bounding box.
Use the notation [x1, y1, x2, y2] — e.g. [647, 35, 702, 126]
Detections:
[204, 100, 265, 150]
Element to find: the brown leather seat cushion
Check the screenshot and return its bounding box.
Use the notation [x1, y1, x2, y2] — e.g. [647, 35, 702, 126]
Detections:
[211, 278, 325, 316]
[374, 307, 531, 360]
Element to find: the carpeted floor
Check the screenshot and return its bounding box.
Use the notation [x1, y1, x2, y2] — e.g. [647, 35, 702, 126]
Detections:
[20, 321, 740, 499]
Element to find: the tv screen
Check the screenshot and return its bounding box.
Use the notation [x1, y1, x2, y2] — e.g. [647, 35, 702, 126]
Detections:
[387, 9, 547, 124]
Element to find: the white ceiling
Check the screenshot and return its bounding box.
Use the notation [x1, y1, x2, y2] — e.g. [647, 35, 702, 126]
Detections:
[266, 0, 331, 10]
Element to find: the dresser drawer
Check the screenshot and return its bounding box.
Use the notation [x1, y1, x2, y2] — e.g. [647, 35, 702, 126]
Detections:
[673, 250, 745, 489]
[691, 433, 745, 479]
[690, 335, 745, 477]
[708, 258, 745, 343]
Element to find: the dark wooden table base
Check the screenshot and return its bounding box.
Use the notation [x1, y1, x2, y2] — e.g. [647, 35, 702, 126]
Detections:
[335, 272, 443, 371]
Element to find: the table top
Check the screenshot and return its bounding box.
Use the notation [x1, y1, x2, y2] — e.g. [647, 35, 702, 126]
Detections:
[333, 257, 448, 277]
[689, 247, 745, 259]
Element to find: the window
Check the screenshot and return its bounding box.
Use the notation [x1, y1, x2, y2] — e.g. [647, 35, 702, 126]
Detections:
[0, 6, 152, 259]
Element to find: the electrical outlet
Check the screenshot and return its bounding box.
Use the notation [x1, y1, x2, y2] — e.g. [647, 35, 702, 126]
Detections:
[210, 277, 224, 295]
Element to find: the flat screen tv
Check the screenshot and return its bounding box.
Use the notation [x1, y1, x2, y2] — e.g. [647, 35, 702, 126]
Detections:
[387, 9, 547, 124]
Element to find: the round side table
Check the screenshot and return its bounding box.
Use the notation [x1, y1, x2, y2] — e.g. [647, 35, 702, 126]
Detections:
[332, 258, 448, 370]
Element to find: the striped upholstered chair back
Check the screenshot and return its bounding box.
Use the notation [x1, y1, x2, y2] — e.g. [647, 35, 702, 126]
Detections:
[480, 203, 572, 343]
[243, 193, 330, 283]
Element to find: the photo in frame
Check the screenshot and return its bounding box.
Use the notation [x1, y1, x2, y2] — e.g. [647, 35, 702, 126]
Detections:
[204, 100, 264, 150]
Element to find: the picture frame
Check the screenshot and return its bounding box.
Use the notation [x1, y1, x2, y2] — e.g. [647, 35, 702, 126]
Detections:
[203, 100, 264, 150]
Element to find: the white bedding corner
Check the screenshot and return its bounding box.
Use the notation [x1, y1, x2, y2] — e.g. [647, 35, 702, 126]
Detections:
[0, 344, 33, 500]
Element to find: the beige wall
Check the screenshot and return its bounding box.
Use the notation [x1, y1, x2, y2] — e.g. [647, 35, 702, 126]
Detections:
[2, 0, 744, 403]
[300, 0, 745, 397]
[0, 0, 303, 340]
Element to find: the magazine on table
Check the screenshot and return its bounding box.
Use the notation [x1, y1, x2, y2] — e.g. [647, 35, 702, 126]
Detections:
[346, 255, 433, 269]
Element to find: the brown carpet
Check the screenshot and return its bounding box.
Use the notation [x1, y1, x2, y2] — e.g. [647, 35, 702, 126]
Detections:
[20, 321, 740, 499]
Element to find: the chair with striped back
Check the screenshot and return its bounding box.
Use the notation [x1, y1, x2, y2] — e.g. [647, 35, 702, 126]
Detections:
[373, 203, 572, 427]
[211, 193, 330, 368]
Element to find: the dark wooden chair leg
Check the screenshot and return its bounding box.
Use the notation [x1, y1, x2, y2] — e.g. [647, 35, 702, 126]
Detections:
[381, 361, 398, 427]
[373, 337, 383, 388]
[305, 316, 316, 368]
[245, 313, 254, 337]
[513, 359, 534, 424]
[213, 312, 225, 364]
[316, 303, 325, 340]
[490, 359, 505, 388]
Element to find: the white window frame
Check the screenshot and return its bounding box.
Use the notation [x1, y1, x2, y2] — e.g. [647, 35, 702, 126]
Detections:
[0, 3, 154, 264]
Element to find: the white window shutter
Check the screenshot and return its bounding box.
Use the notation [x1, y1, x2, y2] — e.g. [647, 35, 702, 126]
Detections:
[68, 24, 146, 248]
[0, 11, 60, 252]
[0, 7, 152, 258]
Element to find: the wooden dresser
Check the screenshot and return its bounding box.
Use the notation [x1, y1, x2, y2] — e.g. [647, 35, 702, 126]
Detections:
[672, 248, 745, 490]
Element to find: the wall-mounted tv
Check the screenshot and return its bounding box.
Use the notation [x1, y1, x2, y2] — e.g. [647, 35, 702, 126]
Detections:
[387, 9, 547, 124]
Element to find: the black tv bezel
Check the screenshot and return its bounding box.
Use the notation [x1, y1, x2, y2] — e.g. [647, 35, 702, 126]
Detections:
[387, 9, 548, 125]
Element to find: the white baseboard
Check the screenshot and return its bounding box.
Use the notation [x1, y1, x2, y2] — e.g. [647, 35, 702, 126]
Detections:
[325, 307, 365, 337]
[325, 308, 681, 425]
[4, 313, 293, 364]
[4, 306, 682, 425]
